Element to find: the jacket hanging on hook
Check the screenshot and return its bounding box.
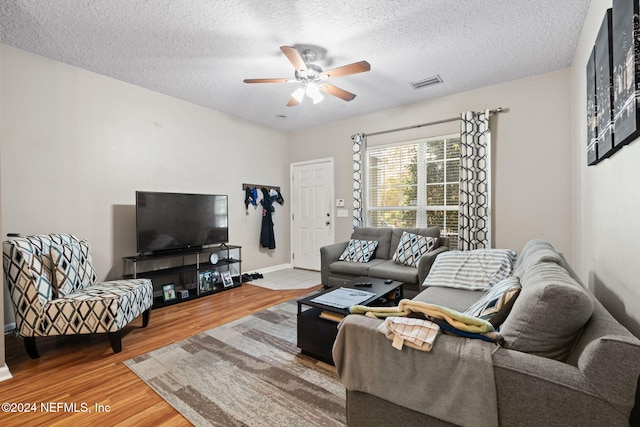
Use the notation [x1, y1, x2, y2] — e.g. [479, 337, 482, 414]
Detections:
[260, 187, 276, 249]
[244, 187, 253, 210]
[270, 188, 285, 205]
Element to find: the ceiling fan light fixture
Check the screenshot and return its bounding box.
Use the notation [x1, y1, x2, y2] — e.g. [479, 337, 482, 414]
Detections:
[311, 92, 324, 104]
[305, 82, 320, 97]
[292, 87, 305, 102]
[289, 82, 324, 104]
[246, 46, 367, 107]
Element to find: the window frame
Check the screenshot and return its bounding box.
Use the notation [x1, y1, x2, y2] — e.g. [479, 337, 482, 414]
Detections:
[364, 133, 461, 246]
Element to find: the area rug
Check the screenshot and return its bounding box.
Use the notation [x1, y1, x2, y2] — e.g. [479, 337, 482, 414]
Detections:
[124, 300, 346, 426]
[246, 268, 321, 291]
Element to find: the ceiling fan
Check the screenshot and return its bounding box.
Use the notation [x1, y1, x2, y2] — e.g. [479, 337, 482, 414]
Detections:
[243, 46, 371, 107]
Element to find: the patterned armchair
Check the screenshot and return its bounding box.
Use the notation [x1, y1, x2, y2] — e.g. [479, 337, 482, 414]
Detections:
[3, 234, 153, 358]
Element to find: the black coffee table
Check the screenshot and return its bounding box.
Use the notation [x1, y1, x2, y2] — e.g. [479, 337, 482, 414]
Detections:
[297, 276, 403, 364]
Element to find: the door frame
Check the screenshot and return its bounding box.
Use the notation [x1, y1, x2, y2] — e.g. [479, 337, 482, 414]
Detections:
[289, 157, 335, 268]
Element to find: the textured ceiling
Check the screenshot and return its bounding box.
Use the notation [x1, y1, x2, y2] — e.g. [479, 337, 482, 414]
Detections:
[0, 0, 591, 132]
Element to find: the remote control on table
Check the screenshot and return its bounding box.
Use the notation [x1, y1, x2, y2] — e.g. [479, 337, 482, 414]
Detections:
[354, 282, 372, 287]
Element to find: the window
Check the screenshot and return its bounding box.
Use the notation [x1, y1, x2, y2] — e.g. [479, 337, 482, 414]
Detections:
[366, 135, 461, 248]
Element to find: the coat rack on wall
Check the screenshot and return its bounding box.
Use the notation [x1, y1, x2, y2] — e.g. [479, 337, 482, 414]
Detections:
[242, 183, 281, 192]
[242, 183, 285, 211]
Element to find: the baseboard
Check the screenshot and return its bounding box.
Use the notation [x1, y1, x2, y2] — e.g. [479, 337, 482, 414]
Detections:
[4, 323, 16, 334]
[253, 264, 293, 275]
[0, 364, 13, 382]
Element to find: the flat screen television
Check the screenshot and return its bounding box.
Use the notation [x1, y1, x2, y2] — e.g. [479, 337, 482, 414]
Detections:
[136, 191, 229, 254]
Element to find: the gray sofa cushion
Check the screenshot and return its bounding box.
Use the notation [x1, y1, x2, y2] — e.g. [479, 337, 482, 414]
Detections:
[513, 240, 564, 278]
[500, 263, 594, 361]
[352, 227, 393, 260]
[413, 286, 485, 312]
[368, 260, 419, 285]
[512, 239, 545, 271]
[329, 258, 386, 276]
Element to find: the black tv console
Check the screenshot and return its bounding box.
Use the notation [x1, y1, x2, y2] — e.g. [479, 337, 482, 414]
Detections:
[122, 244, 242, 308]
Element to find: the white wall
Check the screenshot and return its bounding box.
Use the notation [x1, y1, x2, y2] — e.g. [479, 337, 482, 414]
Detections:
[570, 0, 640, 337]
[288, 69, 573, 258]
[0, 28, 12, 382]
[1, 46, 291, 325]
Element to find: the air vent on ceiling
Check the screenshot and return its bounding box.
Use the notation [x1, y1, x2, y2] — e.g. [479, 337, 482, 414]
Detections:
[410, 75, 443, 89]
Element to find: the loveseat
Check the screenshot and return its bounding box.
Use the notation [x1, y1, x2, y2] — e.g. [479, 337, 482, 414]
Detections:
[3, 233, 153, 358]
[320, 226, 449, 294]
[332, 239, 640, 426]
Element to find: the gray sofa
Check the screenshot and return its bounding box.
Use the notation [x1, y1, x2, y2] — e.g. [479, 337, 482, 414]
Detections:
[332, 239, 640, 426]
[320, 226, 449, 294]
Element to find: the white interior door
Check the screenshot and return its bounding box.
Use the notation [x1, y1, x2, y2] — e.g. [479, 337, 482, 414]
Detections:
[291, 158, 334, 270]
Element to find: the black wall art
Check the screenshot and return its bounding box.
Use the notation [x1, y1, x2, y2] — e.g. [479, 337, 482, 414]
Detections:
[587, 1, 640, 166]
[612, 0, 640, 148]
[587, 48, 599, 165]
[595, 8, 615, 161]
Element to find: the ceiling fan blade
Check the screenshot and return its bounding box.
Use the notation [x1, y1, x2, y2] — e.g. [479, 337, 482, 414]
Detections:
[280, 46, 308, 76]
[243, 78, 291, 83]
[320, 60, 371, 79]
[319, 83, 356, 101]
[286, 96, 300, 107]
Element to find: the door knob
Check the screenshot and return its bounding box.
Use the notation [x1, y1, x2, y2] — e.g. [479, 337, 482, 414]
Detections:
[326, 221, 331, 226]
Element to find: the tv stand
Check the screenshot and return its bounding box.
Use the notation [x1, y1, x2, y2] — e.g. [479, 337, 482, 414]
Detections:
[122, 244, 242, 309]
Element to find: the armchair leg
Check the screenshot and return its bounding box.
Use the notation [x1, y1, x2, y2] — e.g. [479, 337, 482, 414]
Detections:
[108, 331, 122, 353]
[142, 309, 151, 328]
[24, 337, 39, 359]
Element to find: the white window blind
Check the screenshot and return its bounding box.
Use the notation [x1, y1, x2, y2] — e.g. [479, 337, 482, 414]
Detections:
[366, 134, 461, 248]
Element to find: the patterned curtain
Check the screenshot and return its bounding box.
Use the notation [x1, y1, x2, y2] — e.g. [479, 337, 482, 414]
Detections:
[352, 133, 366, 228]
[459, 110, 491, 250]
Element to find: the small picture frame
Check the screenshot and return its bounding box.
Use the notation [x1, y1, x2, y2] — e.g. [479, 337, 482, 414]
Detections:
[199, 270, 221, 292]
[199, 272, 211, 292]
[163, 284, 177, 302]
[221, 271, 234, 288]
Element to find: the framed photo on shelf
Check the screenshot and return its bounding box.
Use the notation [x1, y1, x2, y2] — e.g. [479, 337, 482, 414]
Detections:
[221, 271, 234, 288]
[199, 270, 221, 292]
[162, 284, 177, 302]
[199, 272, 211, 292]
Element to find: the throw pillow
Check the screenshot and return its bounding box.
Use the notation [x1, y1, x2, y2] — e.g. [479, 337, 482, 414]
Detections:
[392, 231, 437, 267]
[499, 263, 594, 361]
[77, 239, 97, 286]
[463, 276, 521, 328]
[50, 240, 97, 297]
[423, 249, 517, 291]
[338, 239, 379, 263]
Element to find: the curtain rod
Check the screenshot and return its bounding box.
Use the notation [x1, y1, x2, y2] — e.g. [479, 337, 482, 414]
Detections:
[353, 107, 505, 139]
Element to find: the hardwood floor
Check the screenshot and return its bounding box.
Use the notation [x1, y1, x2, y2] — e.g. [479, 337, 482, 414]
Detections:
[0, 284, 320, 426]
